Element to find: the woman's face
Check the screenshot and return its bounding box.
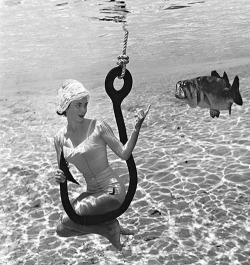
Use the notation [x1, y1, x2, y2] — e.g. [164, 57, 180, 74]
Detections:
[66, 97, 88, 122]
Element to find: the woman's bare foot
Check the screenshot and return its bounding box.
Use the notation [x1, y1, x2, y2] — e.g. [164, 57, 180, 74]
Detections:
[99, 219, 122, 251]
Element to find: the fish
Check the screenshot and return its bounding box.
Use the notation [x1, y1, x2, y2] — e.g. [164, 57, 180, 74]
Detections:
[175, 70, 243, 118]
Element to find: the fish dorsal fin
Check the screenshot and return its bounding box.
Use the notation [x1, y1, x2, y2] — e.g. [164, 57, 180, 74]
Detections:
[231, 76, 243, 106]
[223, 72, 230, 87]
[211, 70, 221, 78]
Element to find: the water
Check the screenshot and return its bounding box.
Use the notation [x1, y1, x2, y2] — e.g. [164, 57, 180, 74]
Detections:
[0, 0, 250, 90]
[0, 0, 250, 264]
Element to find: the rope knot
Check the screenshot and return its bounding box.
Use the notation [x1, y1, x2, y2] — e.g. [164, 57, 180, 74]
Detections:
[116, 24, 129, 79]
[117, 54, 129, 67]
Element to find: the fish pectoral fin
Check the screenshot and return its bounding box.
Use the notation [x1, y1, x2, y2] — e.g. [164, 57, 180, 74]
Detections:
[203, 94, 211, 106]
[185, 87, 198, 108]
[210, 109, 220, 118]
[190, 88, 198, 106]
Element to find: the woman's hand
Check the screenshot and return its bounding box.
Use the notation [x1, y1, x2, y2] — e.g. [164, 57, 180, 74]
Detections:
[55, 169, 66, 184]
[134, 104, 151, 130]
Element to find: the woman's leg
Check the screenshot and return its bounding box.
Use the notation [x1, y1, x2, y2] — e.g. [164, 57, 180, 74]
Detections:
[56, 192, 91, 238]
[74, 192, 137, 235]
[56, 191, 90, 236]
[73, 193, 137, 236]
[57, 192, 124, 250]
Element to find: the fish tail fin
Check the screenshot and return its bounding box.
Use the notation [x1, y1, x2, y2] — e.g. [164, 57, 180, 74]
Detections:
[232, 76, 243, 106]
[222, 72, 230, 87]
[211, 70, 220, 78]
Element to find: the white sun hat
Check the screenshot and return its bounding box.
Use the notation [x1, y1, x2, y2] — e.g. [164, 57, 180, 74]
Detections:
[57, 79, 90, 114]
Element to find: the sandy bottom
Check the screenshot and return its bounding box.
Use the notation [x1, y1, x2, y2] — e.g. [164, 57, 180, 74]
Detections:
[0, 60, 250, 265]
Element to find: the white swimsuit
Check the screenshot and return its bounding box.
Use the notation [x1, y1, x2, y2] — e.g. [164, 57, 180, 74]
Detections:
[54, 119, 126, 204]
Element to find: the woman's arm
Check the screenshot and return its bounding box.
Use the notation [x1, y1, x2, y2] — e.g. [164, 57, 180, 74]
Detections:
[54, 136, 61, 167]
[101, 104, 151, 160]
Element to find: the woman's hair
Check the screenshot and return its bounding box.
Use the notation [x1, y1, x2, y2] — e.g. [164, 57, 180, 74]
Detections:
[56, 110, 66, 116]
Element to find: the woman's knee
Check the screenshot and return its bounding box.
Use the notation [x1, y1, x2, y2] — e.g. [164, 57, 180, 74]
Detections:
[75, 195, 121, 215]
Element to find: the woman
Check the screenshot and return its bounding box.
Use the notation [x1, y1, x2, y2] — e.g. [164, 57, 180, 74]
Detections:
[54, 79, 150, 250]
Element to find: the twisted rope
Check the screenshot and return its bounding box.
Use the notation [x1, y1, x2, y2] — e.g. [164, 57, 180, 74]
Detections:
[117, 24, 129, 79]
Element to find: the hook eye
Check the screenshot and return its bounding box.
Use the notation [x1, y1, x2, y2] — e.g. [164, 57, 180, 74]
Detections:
[105, 66, 133, 106]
